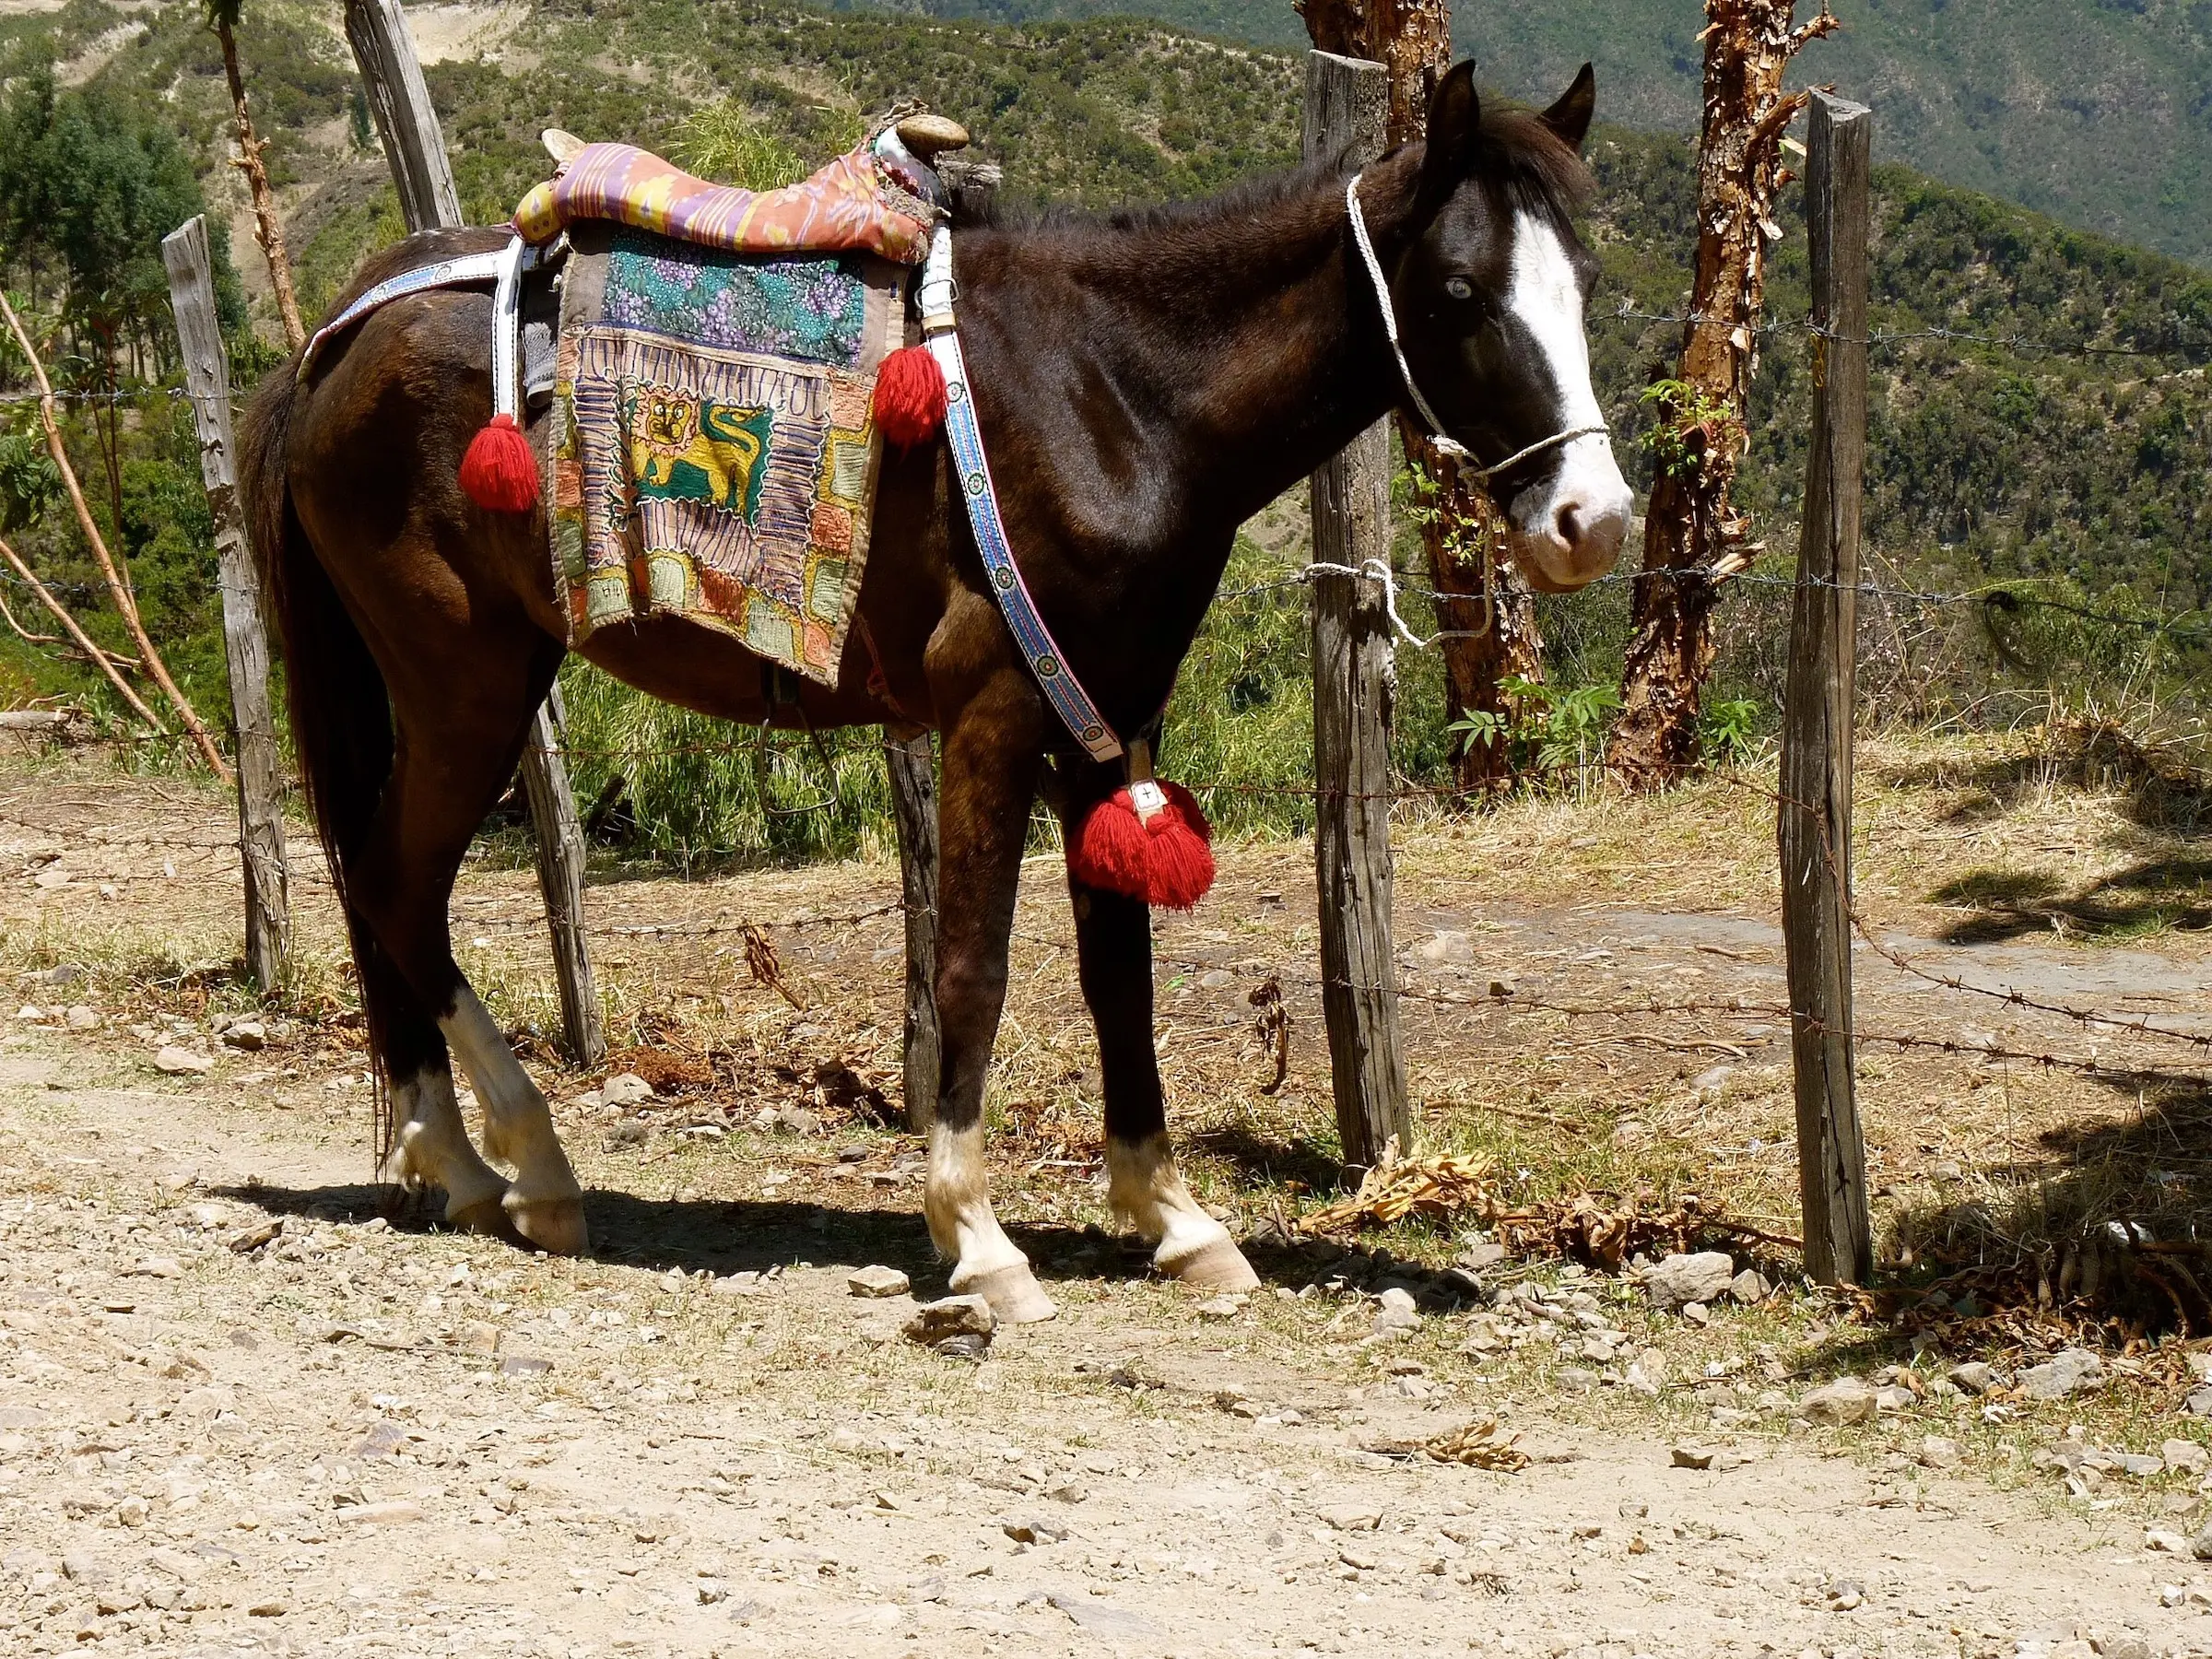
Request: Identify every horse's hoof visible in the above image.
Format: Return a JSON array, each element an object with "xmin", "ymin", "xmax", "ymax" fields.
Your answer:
[
  {"xmin": 1158, "ymin": 1234, "xmax": 1262, "ymax": 1292},
  {"xmin": 954, "ymin": 1261, "xmax": 1058, "ymax": 1324},
  {"xmin": 504, "ymin": 1191, "xmax": 589, "ymax": 1255},
  {"xmin": 444, "ymin": 1191, "xmax": 515, "ymax": 1241}
]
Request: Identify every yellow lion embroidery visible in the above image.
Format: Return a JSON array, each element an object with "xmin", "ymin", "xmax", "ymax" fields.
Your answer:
[{"xmin": 628, "ymin": 390, "xmax": 774, "ymax": 521}]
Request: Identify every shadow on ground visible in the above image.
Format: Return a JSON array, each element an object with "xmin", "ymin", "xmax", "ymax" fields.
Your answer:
[
  {"xmin": 1867, "ymin": 1068, "xmax": 2212, "ymax": 1343},
  {"xmin": 209, "ymin": 1180, "xmax": 1347, "ymax": 1297},
  {"xmin": 1928, "ymin": 856, "xmax": 2212, "ymax": 945}
]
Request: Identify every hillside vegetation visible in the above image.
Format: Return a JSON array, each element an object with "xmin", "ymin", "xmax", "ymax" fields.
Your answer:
[
  {"xmin": 867, "ymin": 0, "xmax": 2212, "ymax": 267},
  {"xmin": 0, "ymin": 0, "xmax": 2206, "ymax": 862}
]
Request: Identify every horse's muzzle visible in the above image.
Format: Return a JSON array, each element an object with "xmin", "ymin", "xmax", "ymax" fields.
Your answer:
[{"xmin": 1507, "ymin": 437, "xmax": 1632, "ymax": 593}]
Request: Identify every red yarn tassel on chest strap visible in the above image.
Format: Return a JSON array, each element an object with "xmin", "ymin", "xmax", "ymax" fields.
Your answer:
[{"xmin": 1067, "ymin": 739, "xmax": 1215, "ymax": 911}]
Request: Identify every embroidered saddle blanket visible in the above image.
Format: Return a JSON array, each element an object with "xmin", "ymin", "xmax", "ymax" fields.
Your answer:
[{"xmin": 529, "ymin": 144, "xmax": 935, "ymax": 683}]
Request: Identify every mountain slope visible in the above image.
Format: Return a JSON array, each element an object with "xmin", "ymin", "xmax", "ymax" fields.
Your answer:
[{"xmin": 856, "ymin": 0, "xmax": 2212, "ymax": 265}]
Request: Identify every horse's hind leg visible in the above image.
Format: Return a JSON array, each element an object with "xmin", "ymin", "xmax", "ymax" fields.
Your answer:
[
  {"xmin": 362, "ymin": 935, "xmax": 511, "ymax": 1237},
  {"xmin": 1067, "ymin": 875, "xmax": 1260, "ymax": 1291},
  {"xmin": 347, "ymin": 643, "xmax": 588, "ymax": 1255}
]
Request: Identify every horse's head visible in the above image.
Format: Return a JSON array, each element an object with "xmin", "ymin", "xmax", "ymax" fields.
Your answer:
[{"xmin": 1378, "ymin": 61, "xmax": 1631, "ymax": 593}]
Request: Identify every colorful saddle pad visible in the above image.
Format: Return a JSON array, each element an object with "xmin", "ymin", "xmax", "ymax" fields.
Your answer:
[
  {"xmin": 516, "ymin": 142, "xmax": 935, "ymax": 265},
  {"xmin": 548, "ymin": 223, "xmax": 909, "ymax": 681}
]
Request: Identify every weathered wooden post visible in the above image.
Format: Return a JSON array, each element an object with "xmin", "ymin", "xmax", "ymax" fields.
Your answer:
[
  {"xmin": 1779, "ymin": 91, "xmax": 1873, "ymax": 1285},
  {"xmin": 522, "ymin": 687, "xmax": 604, "ymax": 1065},
  {"xmin": 343, "ymin": 0, "xmax": 605, "ymax": 1065},
  {"xmin": 344, "ymin": 0, "xmax": 464, "ymax": 232},
  {"xmin": 1305, "ymin": 50, "xmax": 1411, "ymax": 1171},
  {"xmin": 882, "ymin": 725, "xmax": 939, "ymax": 1133},
  {"xmin": 162, "ymin": 213, "xmax": 290, "ymax": 993}
]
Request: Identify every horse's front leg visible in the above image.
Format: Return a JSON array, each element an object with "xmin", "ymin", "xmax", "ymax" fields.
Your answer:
[
  {"xmin": 1068, "ymin": 873, "xmax": 1260, "ymax": 1291},
  {"xmin": 924, "ymin": 677, "xmax": 1057, "ymax": 1323}
]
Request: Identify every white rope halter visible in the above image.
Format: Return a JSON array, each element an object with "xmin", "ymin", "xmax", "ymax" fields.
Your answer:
[{"xmin": 1345, "ymin": 172, "xmax": 1606, "ymax": 481}]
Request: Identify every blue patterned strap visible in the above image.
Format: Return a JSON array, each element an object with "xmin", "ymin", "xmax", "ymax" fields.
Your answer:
[{"xmin": 919, "ymin": 230, "xmax": 1124, "ymax": 764}]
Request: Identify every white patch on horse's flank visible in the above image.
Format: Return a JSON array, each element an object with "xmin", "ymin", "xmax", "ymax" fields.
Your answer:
[
  {"xmin": 437, "ymin": 984, "xmax": 584, "ymax": 1241},
  {"xmin": 1502, "ymin": 211, "xmax": 1631, "ymax": 567}
]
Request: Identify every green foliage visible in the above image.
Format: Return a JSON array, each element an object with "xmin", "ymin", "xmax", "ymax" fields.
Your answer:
[
  {"xmin": 0, "ymin": 67, "xmax": 239, "ymax": 362},
  {"xmin": 1638, "ymin": 378, "xmax": 1742, "ymax": 484},
  {"xmin": 558, "ymin": 662, "xmax": 899, "ymax": 868},
  {"xmin": 1700, "ymin": 697, "xmax": 1765, "ymax": 766},
  {"xmin": 870, "ymin": 0, "xmax": 2212, "ymax": 265},
  {"xmin": 0, "ymin": 428, "xmax": 59, "ymax": 535},
  {"xmin": 677, "ymin": 100, "xmax": 813, "ymax": 189}
]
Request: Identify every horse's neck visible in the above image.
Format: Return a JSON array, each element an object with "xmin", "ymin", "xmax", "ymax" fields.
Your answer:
[{"xmin": 976, "ymin": 157, "xmax": 1417, "ymax": 533}]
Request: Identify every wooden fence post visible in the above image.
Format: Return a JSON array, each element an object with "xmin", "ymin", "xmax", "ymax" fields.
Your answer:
[
  {"xmin": 343, "ymin": 0, "xmax": 605, "ymax": 1065},
  {"xmin": 162, "ymin": 213, "xmax": 290, "ymax": 994},
  {"xmin": 1304, "ymin": 50, "xmax": 1411, "ymax": 1171},
  {"xmin": 1779, "ymin": 91, "xmax": 1874, "ymax": 1286},
  {"xmin": 883, "ymin": 727, "xmax": 939, "ymax": 1132},
  {"xmin": 521, "ymin": 687, "xmax": 606, "ymax": 1065},
  {"xmin": 344, "ymin": 0, "xmax": 465, "ymax": 232}
]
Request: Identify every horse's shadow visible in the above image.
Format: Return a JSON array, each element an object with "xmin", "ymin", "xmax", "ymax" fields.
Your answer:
[{"xmin": 207, "ymin": 1181, "xmax": 1318, "ymax": 1291}]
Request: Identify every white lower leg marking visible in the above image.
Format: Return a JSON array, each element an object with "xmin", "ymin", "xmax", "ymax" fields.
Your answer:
[
  {"xmin": 439, "ymin": 984, "xmax": 585, "ymax": 1246},
  {"xmin": 381, "ymin": 1068, "xmax": 507, "ymax": 1223},
  {"xmin": 1108, "ymin": 1134, "xmax": 1257, "ymax": 1288},
  {"xmin": 926, "ymin": 1120, "xmax": 1054, "ymax": 1321}
]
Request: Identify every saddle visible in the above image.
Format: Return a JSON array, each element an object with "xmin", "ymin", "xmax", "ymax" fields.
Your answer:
[{"xmin": 519, "ymin": 121, "xmax": 960, "ymax": 681}]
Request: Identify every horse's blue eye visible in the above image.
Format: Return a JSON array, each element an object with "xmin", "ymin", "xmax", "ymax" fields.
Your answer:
[{"xmin": 1444, "ymin": 277, "xmax": 1475, "ymax": 301}]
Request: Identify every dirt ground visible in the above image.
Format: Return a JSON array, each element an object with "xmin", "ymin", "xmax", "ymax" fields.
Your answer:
[{"xmin": 4, "ymin": 741, "xmax": 2212, "ymax": 1656}]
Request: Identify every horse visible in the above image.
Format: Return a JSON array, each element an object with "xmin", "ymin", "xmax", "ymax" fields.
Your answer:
[{"xmin": 238, "ymin": 60, "xmax": 1632, "ymax": 1324}]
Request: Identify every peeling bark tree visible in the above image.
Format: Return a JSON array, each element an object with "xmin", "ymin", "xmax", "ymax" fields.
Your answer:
[
  {"xmin": 1298, "ymin": 0, "xmax": 1540, "ymax": 789},
  {"xmin": 1606, "ymin": 1, "xmax": 1837, "ymax": 791},
  {"xmin": 208, "ymin": 0, "xmax": 306, "ymax": 353}
]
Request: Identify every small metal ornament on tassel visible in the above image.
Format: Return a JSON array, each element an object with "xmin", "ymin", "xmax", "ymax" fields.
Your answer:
[{"xmin": 1066, "ymin": 737, "xmax": 1216, "ymax": 910}]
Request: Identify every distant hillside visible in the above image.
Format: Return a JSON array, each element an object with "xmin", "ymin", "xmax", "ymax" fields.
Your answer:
[
  {"xmin": 852, "ymin": 0, "xmax": 2212, "ymax": 266},
  {"xmin": 2, "ymin": 0, "xmax": 2205, "ymax": 616}
]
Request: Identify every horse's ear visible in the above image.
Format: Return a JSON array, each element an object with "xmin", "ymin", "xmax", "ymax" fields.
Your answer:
[
  {"xmin": 1414, "ymin": 60, "xmax": 1481, "ymax": 221},
  {"xmin": 1542, "ymin": 63, "xmax": 1597, "ymax": 153}
]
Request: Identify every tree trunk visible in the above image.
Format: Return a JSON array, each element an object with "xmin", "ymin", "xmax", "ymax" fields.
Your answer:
[
  {"xmin": 218, "ymin": 18, "xmax": 306, "ymax": 354},
  {"xmin": 1416, "ymin": 456, "xmax": 1544, "ymax": 786},
  {"xmin": 1299, "ymin": 0, "xmax": 1536, "ymax": 793},
  {"xmin": 1607, "ymin": 1, "xmax": 1838, "ymax": 791}
]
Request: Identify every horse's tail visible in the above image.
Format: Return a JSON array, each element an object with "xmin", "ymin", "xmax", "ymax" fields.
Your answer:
[{"xmin": 238, "ymin": 365, "xmax": 401, "ymax": 1156}]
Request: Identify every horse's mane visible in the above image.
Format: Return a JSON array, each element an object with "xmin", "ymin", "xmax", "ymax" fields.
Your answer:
[{"xmin": 956, "ymin": 99, "xmax": 1592, "ymax": 237}]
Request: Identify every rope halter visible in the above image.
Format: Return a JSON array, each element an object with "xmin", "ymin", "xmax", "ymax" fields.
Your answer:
[{"xmin": 1345, "ymin": 172, "xmax": 1606, "ymax": 482}]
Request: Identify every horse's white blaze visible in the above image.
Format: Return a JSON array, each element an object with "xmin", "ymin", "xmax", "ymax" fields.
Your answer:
[
  {"xmin": 1108, "ymin": 1134, "xmax": 1259, "ymax": 1289},
  {"xmin": 1504, "ymin": 211, "xmax": 1632, "ymax": 581},
  {"xmin": 438, "ymin": 983, "xmax": 586, "ymax": 1246},
  {"xmin": 926, "ymin": 1119, "xmax": 1057, "ymax": 1323},
  {"xmin": 381, "ymin": 1066, "xmax": 508, "ymax": 1224}
]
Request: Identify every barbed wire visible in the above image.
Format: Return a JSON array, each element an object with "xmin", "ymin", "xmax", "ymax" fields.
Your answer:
[{"xmin": 1598, "ymin": 302, "xmax": 2212, "ymax": 365}]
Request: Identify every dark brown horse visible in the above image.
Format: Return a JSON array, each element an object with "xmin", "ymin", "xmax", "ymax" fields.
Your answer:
[{"xmin": 240, "ymin": 62, "xmax": 1630, "ymax": 1323}]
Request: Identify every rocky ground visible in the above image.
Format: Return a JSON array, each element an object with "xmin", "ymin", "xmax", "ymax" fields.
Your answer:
[{"xmin": 3, "ymin": 753, "xmax": 2212, "ymax": 1654}]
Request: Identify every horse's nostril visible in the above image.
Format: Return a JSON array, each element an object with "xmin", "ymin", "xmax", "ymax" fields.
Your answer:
[{"xmin": 1554, "ymin": 502, "xmax": 1584, "ymax": 547}]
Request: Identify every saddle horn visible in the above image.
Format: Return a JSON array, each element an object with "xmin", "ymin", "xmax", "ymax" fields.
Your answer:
[{"xmin": 894, "ymin": 112, "xmax": 970, "ymax": 159}]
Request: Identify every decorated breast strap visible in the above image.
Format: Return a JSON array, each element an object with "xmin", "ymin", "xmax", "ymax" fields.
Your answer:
[{"xmin": 917, "ymin": 228, "xmax": 1123, "ymax": 766}]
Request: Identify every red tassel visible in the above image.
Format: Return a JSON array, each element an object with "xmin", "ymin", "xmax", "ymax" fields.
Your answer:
[
  {"xmin": 1068, "ymin": 780, "xmax": 1215, "ymax": 911},
  {"xmin": 873, "ymin": 344, "xmax": 947, "ymax": 449},
  {"xmin": 459, "ymin": 413, "xmax": 540, "ymax": 513}
]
